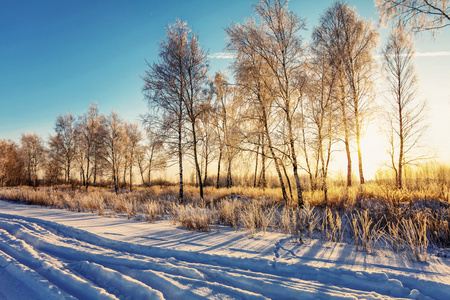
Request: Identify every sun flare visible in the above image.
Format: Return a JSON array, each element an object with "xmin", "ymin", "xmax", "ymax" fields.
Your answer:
[{"xmin": 360, "ymin": 126, "xmax": 386, "ymax": 179}]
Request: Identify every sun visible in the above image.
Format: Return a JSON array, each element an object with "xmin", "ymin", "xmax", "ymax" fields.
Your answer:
[{"xmin": 359, "ymin": 126, "xmax": 386, "ymax": 179}]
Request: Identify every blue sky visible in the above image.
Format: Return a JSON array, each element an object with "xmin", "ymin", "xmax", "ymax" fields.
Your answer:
[
  {"xmin": 0, "ymin": 0, "xmax": 375, "ymax": 138},
  {"xmin": 0, "ymin": 0, "xmax": 254, "ymax": 138},
  {"xmin": 1, "ymin": 0, "xmax": 449, "ymax": 175}
]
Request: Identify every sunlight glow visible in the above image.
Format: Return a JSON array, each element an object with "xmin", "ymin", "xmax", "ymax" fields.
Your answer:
[{"xmin": 360, "ymin": 126, "xmax": 386, "ymax": 179}]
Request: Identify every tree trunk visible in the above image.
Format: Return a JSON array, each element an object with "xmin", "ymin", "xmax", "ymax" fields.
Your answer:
[
  {"xmin": 81, "ymin": 169, "xmax": 85, "ymax": 188},
  {"xmin": 192, "ymin": 122, "xmax": 203, "ymax": 200},
  {"xmin": 267, "ymin": 140, "xmax": 289, "ymax": 204},
  {"xmin": 178, "ymin": 127, "xmax": 183, "ymax": 204},
  {"xmin": 204, "ymin": 151, "xmax": 208, "ymax": 185},
  {"xmin": 323, "ymin": 131, "xmax": 333, "ymax": 203},
  {"xmin": 129, "ymin": 159, "xmax": 133, "ymax": 192},
  {"xmin": 398, "ymin": 153, "xmax": 403, "ymax": 189},
  {"xmin": 341, "ymin": 97, "xmax": 352, "ymax": 187},
  {"xmin": 281, "ymin": 160, "xmax": 293, "ymax": 200},
  {"xmin": 260, "ymin": 137, "xmax": 266, "ymax": 188},
  {"xmin": 398, "ymin": 102, "xmax": 404, "ymax": 190},
  {"xmin": 253, "ymin": 142, "xmax": 259, "ymax": 188},
  {"xmin": 216, "ymin": 148, "xmax": 222, "ymax": 188},
  {"xmin": 345, "ymin": 136, "xmax": 352, "ymax": 187},
  {"xmin": 287, "ymin": 116, "xmax": 303, "ymax": 208},
  {"xmin": 356, "ymin": 133, "xmax": 364, "ymax": 185},
  {"xmin": 66, "ymin": 161, "xmax": 70, "ymax": 184},
  {"xmin": 113, "ymin": 167, "xmax": 118, "ymax": 194},
  {"xmin": 85, "ymin": 157, "xmax": 90, "ymax": 191},
  {"xmin": 262, "ymin": 108, "xmax": 289, "ymax": 204},
  {"xmin": 139, "ymin": 164, "xmax": 146, "ymax": 186},
  {"xmin": 356, "ymin": 119, "xmax": 365, "ymax": 185},
  {"xmin": 122, "ymin": 162, "xmax": 127, "ymax": 189},
  {"xmin": 27, "ymin": 160, "xmax": 32, "ymax": 186},
  {"xmin": 93, "ymin": 156, "xmax": 97, "ymax": 186},
  {"xmin": 226, "ymin": 158, "xmax": 233, "ymax": 188}
]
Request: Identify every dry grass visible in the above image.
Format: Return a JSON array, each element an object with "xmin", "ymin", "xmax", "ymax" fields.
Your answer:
[
  {"xmin": 175, "ymin": 204, "xmax": 212, "ymax": 232},
  {"xmin": 0, "ymin": 176, "xmax": 449, "ymax": 261},
  {"xmin": 350, "ymin": 210, "xmax": 385, "ymax": 253},
  {"xmin": 215, "ymin": 199, "xmax": 241, "ymax": 229}
]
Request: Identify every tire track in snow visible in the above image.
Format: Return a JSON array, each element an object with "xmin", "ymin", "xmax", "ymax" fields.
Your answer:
[
  {"xmin": 0, "ymin": 249, "xmax": 75, "ymax": 300},
  {"xmin": 0, "ymin": 228, "xmax": 118, "ymax": 299},
  {"xmin": 0, "ymin": 212, "xmax": 448, "ymax": 299},
  {"xmin": 0, "ymin": 220, "xmax": 266, "ymax": 300},
  {"xmin": 71, "ymin": 261, "xmax": 164, "ymax": 299}
]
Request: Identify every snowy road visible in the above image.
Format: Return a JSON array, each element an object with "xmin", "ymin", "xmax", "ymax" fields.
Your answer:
[{"xmin": 0, "ymin": 200, "xmax": 449, "ymax": 299}]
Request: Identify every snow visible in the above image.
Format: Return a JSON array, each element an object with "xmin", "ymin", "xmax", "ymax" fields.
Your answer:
[{"xmin": 0, "ymin": 199, "xmax": 449, "ymax": 299}]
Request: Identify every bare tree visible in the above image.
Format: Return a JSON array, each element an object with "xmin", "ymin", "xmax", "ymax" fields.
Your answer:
[
  {"xmin": 21, "ymin": 132, "xmax": 44, "ymax": 188},
  {"xmin": 375, "ymin": 0, "xmax": 450, "ymax": 33},
  {"xmin": 75, "ymin": 103, "xmax": 104, "ymax": 190},
  {"xmin": 121, "ymin": 126, "xmax": 130, "ymax": 189},
  {"xmin": 382, "ymin": 24, "xmax": 429, "ymax": 189},
  {"xmin": 104, "ymin": 111, "xmax": 125, "ymax": 194},
  {"xmin": 303, "ymin": 39, "xmax": 341, "ymax": 200},
  {"xmin": 313, "ymin": 2, "xmax": 355, "ymax": 187},
  {"xmin": 223, "ymin": 89, "xmax": 243, "ymax": 188},
  {"xmin": 181, "ymin": 27, "xmax": 210, "ymax": 200},
  {"xmin": 226, "ymin": 0, "xmax": 307, "ymax": 207},
  {"xmin": 143, "ymin": 19, "xmax": 189, "ymax": 203},
  {"xmin": 212, "ymin": 71, "xmax": 229, "ymax": 188},
  {"xmin": 211, "ymin": 73, "xmax": 244, "ymax": 189},
  {"xmin": 136, "ymin": 130, "xmax": 167, "ymax": 186},
  {"xmin": 44, "ymin": 150, "xmax": 61, "ymax": 186},
  {"xmin": 49, "ymin": 113, "xmax": 76, "ymax": 183},
  {"xmin": 124, "ymin": 122, "xmax": 142, "ymax": 191},
  {"xmin": 314, "ymin": 1, "xmax": 378, "ymax": 186},
  {"xmin": 0, "ymin": 139, "xmax": 24, "ymax": 187},
  {"xmin": 228, "ymin": 40, "xmax": 290, "ymax": 201},
  {"xmin": 135, "ymin": 143, "xmax": 148, "ymax": 185},
  {"xmin": 92, "ymin": 115, "xmax": 108, "ymax": 186},
  {"xmin": 198, "ymin": 101, "xmax": 215, "ymax": 186}
]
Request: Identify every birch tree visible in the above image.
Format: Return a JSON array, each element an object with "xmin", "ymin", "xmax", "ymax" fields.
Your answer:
[
  {"xmin": 124, "ymin": 122, "xmax": 142, "ymax": 191},
  {"xmin": 104, "ymin": 111, "xmax": 125, "ymax": 194},
  {"xmin": 382, "ymin": 24, "xmax": 428, "ymax": 189},
  {"xmin": 376, "ymin": 0, "xmax": 450, "ymax": 33},
  {"xmin": 198, "ymin": 101, "xmax": 215, "ymax": 185},
  {"xmin": 136, "ymin": 130, "xmax": 167, "ymax": 186},
  {"xmin": 49, "ymin": 113, "xmax": 76, "ymax": 183},
  {"xmin": 212, "ymin": 71, "xmax": 229, "ymax": 188},
  {"xmin": 228, "ymin": 41, "xmax": 290, "ymax": 202},
  {"xmin": 303, "ymin": 38, "xmax": 341, "ymax": 200},
  {"xmin": 143, "ymin": 19, "xmax": 188, "ymax": 203},
  {"xmin": 181, "ymin": 28, "xmax": 210, "ymax": 199},
  {"xmin": 143, "ymin": 19, "xmax": 210, "ymax": 201},
  {"xmin": 21, "ymin": 132, "xmax": 44, "ymax": 188},
  {"xmin": 314, "ymin": 1, "xmax": 378, "ymax": 186},
  {"xmin": 76, "ymin": 103, "xmax": 104, "ymax": 190},
  {"xmin": 226, "ymin": 0, "xmax": 307, "ymax": 207}
]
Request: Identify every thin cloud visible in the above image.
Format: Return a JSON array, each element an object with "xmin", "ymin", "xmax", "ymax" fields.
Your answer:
[
  {"xmin": 415, "ymin": 51, "xmax": 450, "ymax": 57},
  {"xmin": 208, "ymin": 52, "xmax": 235, "ymax": 59},
  {"xmin": 209, "ymin": 51, "xmax": 449, "ymax": 59},
  {"xmin": 375, "ymin": 51, "xmax": 450, "ymax": 59}
]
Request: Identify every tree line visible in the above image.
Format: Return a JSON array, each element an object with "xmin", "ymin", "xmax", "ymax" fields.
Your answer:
[
  {"xmin": 2, "ymin": 0, "xmax": 444, "ymax": 204},
  {"xmin": 0, "ymin": 104, "xmax": 167, "ymax": 193}
]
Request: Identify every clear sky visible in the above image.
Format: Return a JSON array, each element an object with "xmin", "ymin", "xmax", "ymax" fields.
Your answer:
[{"xmin": 1, "ymin": 0, "xmax": 449, "ymax": 178}]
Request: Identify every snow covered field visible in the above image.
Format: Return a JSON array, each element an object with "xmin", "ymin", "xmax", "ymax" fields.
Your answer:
[{"xmin": 0, "ymin": 200, "xmax": 449, "ymax": 299}]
